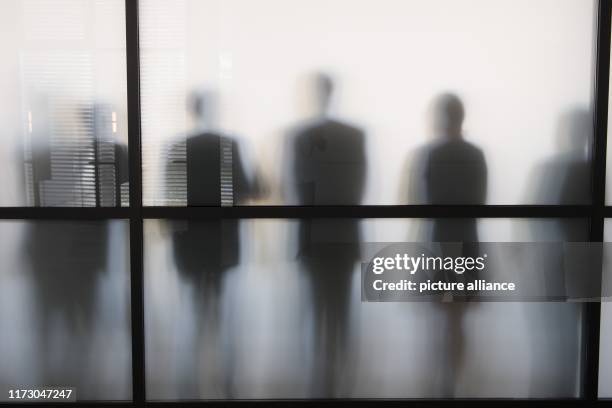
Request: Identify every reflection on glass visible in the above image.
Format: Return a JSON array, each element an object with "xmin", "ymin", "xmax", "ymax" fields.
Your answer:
[
  {"xmin": 0, "ymin": 220, "xmax": 131, "ymax": 400},
  {"xmin": 139, "ymin": 0, "xmax": 595, "ymax": 206},
  {"xmin": 145, "ymin": 218, "xmax": 586, "ymax": 399},
  {"xmin": 0, "ymin": 0, "xmax": 128, "ymax": 207}
]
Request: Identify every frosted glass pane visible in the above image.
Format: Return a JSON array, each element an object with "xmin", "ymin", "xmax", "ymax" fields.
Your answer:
[
  {"xmin": 145, "ymin": 218, "xmax": 586, "ymax": 399},
  {"xmin": 599, "ymin": 220, "xmax": 612, "ymax": 397},
  {"xmin": 139, "ymin": 0, "xmax": 595, "ymax": 206},
  {"xmin": 0, "ymin": 0, "xmax": 129, "ymax": 207},
  {"xmin": 0, "ymin": 220, "xmax": 131, "ymax": 400}
]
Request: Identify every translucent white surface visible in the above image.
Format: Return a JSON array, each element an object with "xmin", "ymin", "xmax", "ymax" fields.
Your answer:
[
  {"xmin": 599, "ymin": 220, "xmax": 612, "ymax": 397},
  {"xmin": 0, "ymin": 220, "xmax": 131, "ymax": 400},
  {"xmin": 139, "ymin": 0, "xmax": 596, "ymax": 206},
  {"xmin": 0, "ymin": 0, "xmax": 128, "ymax": 206},
  {"xmin": 145, "ymin": 218, "xmax": 585, "ymax": 399}
]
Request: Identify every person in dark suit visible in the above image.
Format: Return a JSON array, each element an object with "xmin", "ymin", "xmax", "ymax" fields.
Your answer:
[
  {"xmin": 523, "ymin": 108, "xmax": 591, "ymax": 397},
  {"xmin": 25, "ymin": 221, "xmax": 110, "ymax": 342},
  {"xmin": 409, "ymin": 93, "xmax": 487, "ymax": 396},
  {"xmin": 23, "ymin": 102, "xmax": 128, "ymax": 385},
  {"xmin": 167, "ymin": 89, "xmax": 257, "ymax": 396},
  {"xmin": 288, "ymin": 73, "xmax": 367, "ymax": 397},
  {"xmin": 528, "ymin": 108, "xmax": 591, "ymax": 207},
  {"xmin": 425, "ymin": 94, "xmax": 487, "ymax": 239}
]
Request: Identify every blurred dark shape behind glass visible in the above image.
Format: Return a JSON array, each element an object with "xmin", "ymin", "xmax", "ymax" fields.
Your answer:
[
  {"xmin": 25, "ymin": 221, "xmax": 109, "ymax": 351},
  {"xmin": 165, "ymin": 89, "xmax": 259, "ymax": 397},
  {"xmin": 6, "ymin": 219, "xmax": 132, "ymax": 400},
  {"xmin": 527, "ymin": 108, "xmax": 592, "ymax": 205},
  {"xmin": 1, "ymin": 0, "xmax": 128, "ymax": 206},
  {"xmin": 138, "ymin": 0, "xmax": 595, "ymax": 206},
  {"xmin": 288, "ymin": 72, "xmax": 366, "ymax": 396},
  {"xmin": 24, "ymin": 101, "xmax": 128, "ymax": 207},
  {"xmin": 408, "ymin": 93, "xmax": 487, "ymax": 397},
  {"xmin": 522, "ymin": 107, "xmax": 593, "ymax": 397}
]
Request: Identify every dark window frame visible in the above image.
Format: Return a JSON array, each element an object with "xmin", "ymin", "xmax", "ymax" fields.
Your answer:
[{"xmin": 0, "ymin": 0, "xmax": 611, "ymax": 406}]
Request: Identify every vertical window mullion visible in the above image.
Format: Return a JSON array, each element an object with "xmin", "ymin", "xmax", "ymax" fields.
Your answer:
[
  {"xmin": 585, "ymin": 0, "xmax": 611, "ymax": 400},
  {"xmin": 126, "ymin": 0, "xmax": 145, "ymax": 405}
]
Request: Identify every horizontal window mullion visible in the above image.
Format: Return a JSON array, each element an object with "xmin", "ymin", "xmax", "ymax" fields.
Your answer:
[
  {"xmin": 0, "ymin": 205, "xmax": 601, "ymax": 220},
  {"xmin": 0, "ymin": 207, "xmax": 131, "ymax": 219},
  {"xmin": 142, "ymin": 205, "xmax": 593, "ymax": 219}
]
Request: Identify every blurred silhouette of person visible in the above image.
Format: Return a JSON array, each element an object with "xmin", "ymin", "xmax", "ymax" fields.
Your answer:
[
  {"xmin": 26, "ymin": 102, "xmax": 128, "ymax": 207},
  {"xmin": 23, "ymin": 102, "xmax": 128, "ymax": 385},
  {"xmin": 287, "ymin": 72, "xmax": 366, "ymax": 397},
  {"xmin": 25, "ymin": 221, "xmax": 111, "ymax": 384},
  {"xmin": 523, "ymin": 108, "xmax": 592, "ymax": 397},
  {"xmin": 528, "ymin": 108, "xmax": 591, "ymax": 207},
  {"xmin": 408, "ymin": 93, "xmax": 487, "ymax": 397},
  {"xmin": 166, "ymin": 89, "xmax": 258, "ymax": 397}
]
